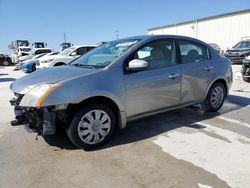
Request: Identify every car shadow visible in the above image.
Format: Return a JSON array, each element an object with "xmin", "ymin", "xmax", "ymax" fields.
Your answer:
[
  {"xmin": 43, "ymin": 133, "xmax": 78, "ymax": 150},
  {"xmin": 0, "ymin": 78, "xmax": 16, "ymax": 82},
  {"xmin": 0, "ymin": 73, "xmax": 9, "ymax": 76},
  {"xmin": 43, "ymin": 94, "xmax": 250, "ymax": 151}
]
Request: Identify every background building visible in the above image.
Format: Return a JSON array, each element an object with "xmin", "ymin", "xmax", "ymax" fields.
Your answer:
[{"xmin": 148, "ymin": 9, "xmax": 250, "ymax": 52}]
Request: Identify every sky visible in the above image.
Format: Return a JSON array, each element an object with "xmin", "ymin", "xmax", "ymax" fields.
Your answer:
[{"xmin": 0, "ymin": 0, "xmax": 250, "ymax": 54}]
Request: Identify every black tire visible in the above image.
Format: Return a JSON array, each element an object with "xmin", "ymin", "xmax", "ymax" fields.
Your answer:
[
  {"xmin": 66, "ymin": 104, "xmax": 116, "ymax": 150},
  {"xmin": 32, "ymin": 64, "xmax": 36, "ymax": 72},
  {"xmin": 243, "ymin": 76, "xmax": 250, "ymax": 82},
  {"xmin": 203, "ymin": 82, "xmax": 226, "ymax": 112}
]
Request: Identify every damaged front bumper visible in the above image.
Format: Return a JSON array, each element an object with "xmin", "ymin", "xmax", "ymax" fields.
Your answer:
[{"xmin": 10, "ymin": 93, "xmax": 57, "ymax": 135}]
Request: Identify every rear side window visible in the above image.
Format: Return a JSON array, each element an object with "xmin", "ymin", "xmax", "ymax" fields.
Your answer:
[{"xmin": 179, "ymin": 40, "xmax": 209, "ymax": 63}]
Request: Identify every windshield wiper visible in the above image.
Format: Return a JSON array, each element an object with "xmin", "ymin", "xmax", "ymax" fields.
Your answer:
[{"xmin": 72, "ymin": 63, "xmax": 96, "ymax": 69}]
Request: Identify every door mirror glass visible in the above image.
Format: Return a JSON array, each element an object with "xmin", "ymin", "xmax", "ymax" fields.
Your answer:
[
  {"xmin": 71, "ymin": 51, "xmax": 77, "ymax": 56},
  {"xmin": 128, "ymin": 59, "xmax": 148, "ymax": 71}
]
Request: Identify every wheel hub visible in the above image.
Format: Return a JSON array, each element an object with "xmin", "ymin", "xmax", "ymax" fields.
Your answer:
[
  {"xmin": 77, "ymin": 109, "xmax": 111, "ymax": 145},
  {"xmin": 92, "ymin": 121, "xmax": 100, "ymax": 131}
]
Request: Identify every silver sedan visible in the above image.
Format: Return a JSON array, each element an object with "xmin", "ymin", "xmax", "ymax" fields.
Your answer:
[{"xmin": 10, "ymin": 35, "xmax": 233, "ymax": 149}]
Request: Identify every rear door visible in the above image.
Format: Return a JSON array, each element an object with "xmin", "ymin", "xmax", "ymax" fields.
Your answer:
[{"xmin": 177, "ymin": 40, "xmax": 214, "ymax": 104}]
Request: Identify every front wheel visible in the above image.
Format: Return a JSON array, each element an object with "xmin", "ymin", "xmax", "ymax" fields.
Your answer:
[
  {"xmin": 203, "ymin": 82, "xmax": 226, "ymax": 112},
  {"xmin": 66, "ymin": 104, "xmax": 116, "ymax": 149},
  {"xmin": 32, "ymin": 64, "xmax": 36, "ymax": 72}
]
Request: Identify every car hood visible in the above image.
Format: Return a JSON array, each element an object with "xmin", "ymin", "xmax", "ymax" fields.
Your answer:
[
  {"xmin": 40, "ymin": 54, "xmax": 70, "ymax": 61},
  {"xmin": 19, "ymin": 55, "xmax": 32, "ymax": 61},
  {"xmin": 226, "ymin": 48, "xmax": 250, "ymax": 53},
  {"xmin": 22, "ymin": 60, "xmax": 37, "ymax": 66},
  {"xmin": 11, "ymin": 65, "xmax": 98, "ymax": 94}
]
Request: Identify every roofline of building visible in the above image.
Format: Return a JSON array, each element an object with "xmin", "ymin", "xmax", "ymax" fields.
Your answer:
[{"xmin": 148, "ymin": 9, "xmax": 250, "ymax": 31}]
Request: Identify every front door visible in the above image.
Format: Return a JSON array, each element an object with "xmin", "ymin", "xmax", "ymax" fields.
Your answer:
[{"xmin": 124, "ymin": 39, "xmax": 182, "ymax": 118}]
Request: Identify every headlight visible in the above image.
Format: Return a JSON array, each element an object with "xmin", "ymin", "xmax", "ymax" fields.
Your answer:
[
  {"xmin": 20, "ymin": 83, "xmax": 60, "ymax": 107},
  {"xmin": 243, "ymin": 58, "xmax": 250, "ymax": 64},
  {"xmin": 42, "ymin": 59, "xmax": 54, "ymax": 63}
]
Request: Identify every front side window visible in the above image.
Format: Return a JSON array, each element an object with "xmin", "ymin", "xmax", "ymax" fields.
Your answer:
[
  {"xmin": 71, "ymin": 39, "xmax": 140, "ymax": 68},
  {"xmin": 179, "ymin": 40, "xmax": 209, "ymax": 63},
  {"xmin": 87, "ymin": 47, "xmax": 96, "ymax": 52},
  {"xmin": 34, "ymin": 50, "xmax": 42, "ymax": 55},
  {"xmin": 130, "ymin": 39, "xmax": 176, "ymax": 70},
  {"xmin": 59, "ymin": 47, "xmax": 77, "ymax": 55},
  {"xmin": 76, "ymin": 47, "xmax": 87, "ymax": 55}
]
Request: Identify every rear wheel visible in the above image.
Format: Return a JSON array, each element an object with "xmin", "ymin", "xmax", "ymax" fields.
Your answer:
[
  {"xmin": 66, "ymin": 104, "xmax": 116, "ymax": 149},
  {"xmin": 203, "ymin": 82, "xmax": 226, "ymax": 112}
]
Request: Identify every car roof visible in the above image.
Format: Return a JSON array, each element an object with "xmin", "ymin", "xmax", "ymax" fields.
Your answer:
[{"xmin": 114, "ymin": 35, "xmax": 210, "ymax": 46}]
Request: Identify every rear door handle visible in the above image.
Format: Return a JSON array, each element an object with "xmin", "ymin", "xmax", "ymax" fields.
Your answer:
[
  {"xmin": 204, "ymin": 66, "xmax": 213, "ymax": 71},
  {"xmin": 168, "ymin": 73, "xmax": 180, "ymax": 79}
]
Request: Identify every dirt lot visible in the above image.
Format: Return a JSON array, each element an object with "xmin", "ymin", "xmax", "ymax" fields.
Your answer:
[{"xmin": 0, "ymin": 65, "xmax": 250, "ymax": 188}]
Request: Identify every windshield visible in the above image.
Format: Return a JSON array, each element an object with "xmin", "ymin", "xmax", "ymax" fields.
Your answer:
[
  {"xmin": 59, "ymin": 47, "xmax": 76, "ymax": 55},
  {"xmin": 71, "ymin": 39, "xmax": 140, "ymax": 68},
  {"xmin": 20, "ymin": 48, "xmax": 31, "ymax": 52},
  {"xmin": 233, "ymin": 41, "xmax": 250, "ymax": 49}
]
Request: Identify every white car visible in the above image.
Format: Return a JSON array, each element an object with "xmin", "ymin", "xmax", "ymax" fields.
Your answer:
[
  {"xmin": 18, "ymin": 48, "xmax": 52, "ymax": 62},
  {"xmin": 36, "ymin": 45, "xmax": 96, "ymax": 69}
]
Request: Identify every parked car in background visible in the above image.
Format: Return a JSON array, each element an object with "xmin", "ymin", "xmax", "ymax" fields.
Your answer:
[
  {"xmin": 208, "ymin": 43, "xmax": 221, "ymax": 54},
  {"xmin": 10, "ymin": 40, "xmax": 31, "ymax": 63},
  {"xmin": 242, "ymin": 55, "xmax": 250, "ymax": 82},
  {"xmin": 10, "ymin": 35, "xmax": 232, "ymax": 149},
  {"xmin": 0, "ymin": 54, "xmax": 13, "ymax": 66},
  {"xmin": 18, "ymin": 48, "xmax": 52, "ymax": 62},
  {"xmin": 36, "ymin": 45, "xmax": 96, "ymax": 69},
  {"xmin": 15, "ymin": 53, "xmax": 48, "ymax": 71},
  {"xmin": 21, "ymin": 52, "xmax": 59, "ymax": 73},
  {"xmin": 224, "ymin": 39, "xmax": 250, "ymax": 64}
]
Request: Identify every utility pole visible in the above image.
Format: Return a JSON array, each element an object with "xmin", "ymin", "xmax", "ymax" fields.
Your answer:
[
  {"xmin": 64, "ymin": 32, "xmax": 67, "ymax": 43},
  {"xmin": 115, "ymin": 30, "xmax": 119, "ymax": 40}
]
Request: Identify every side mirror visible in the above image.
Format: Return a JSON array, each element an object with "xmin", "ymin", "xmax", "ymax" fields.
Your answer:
[
  {"xmin": 128, "ymin": 59, "xmax": 148, "ymax": 71},
  {"xmin": 71, "ymin": 52, "xmax": 77, "ymax": 56}
]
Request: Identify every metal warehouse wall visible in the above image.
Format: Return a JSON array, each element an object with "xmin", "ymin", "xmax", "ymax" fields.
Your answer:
[{"xmin": 148, "ymin": 11, "xmax": 250, "ymax": 52}]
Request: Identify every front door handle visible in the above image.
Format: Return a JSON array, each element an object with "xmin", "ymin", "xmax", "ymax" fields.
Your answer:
[
  {"xmin": 204, "ymin": 66, "xmax": 213, "ymax": 71},
  {"xmin": 168, "ymin": 73, "xmax": 180, "ymax": 79}
]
